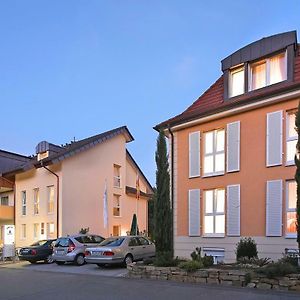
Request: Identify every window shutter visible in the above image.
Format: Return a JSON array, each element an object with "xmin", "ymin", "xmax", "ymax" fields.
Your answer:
[
  {"xmin": 227, "ymin": 184, "xmax": 240, "ymax": 236},
  {"xmin": 266, "ymin": 180, "xmax": 282, "ymax": 236},
  {"xmin": 227, "ymin": 121, "xmax": 240, "ymax": 172},
  {"xmin": 189, "ymin": 132, "xmax": 200, "ymax": 177},
  {"xmin": 266, "ymin": 111, "xmax": 282, "ymax": 166},
  {"xmin": 189, "ymin": 189, "xmax": 200, "ymax": 236}
]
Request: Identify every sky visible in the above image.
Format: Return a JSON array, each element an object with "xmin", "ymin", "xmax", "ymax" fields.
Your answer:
[{"xmin": 1, "ymin": 1, "xmax": 300, "ymax": 185}]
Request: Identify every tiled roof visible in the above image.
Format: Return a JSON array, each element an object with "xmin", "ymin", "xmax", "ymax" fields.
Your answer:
[
  {"xmin": 156, "ymin": 46, "xmax": 300, "ymax": 130},
  {"xmin": 0, "ymin": 150, "xmax": 31, "ymax": 175}
]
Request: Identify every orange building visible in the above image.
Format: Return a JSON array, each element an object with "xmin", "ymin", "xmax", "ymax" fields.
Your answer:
[{"xmin": 156, "ymin": 31, "xmax": 300, "ymax": 262}]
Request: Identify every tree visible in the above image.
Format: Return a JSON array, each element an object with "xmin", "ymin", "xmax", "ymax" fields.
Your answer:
[
  {"xmin": 148, "ymin": 188, "xmax": 156, "ymax": 240},
  {"xmin": 130, "ymin": 214, "xmax": 139, "ymax": 235},
  {"xmin": 154, "ymin": 130, "xmax": 172, "ymax": 256},
  {"xmin": 294, "ymin": 102, "xmax": 300, "ymax": 252},
  {"xmin": 79, "ymin": 227, "xmax": 89, "ymax": 234}
]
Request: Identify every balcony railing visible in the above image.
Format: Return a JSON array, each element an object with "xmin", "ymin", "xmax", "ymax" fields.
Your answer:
[{"xmin": 0, "ymin": 205, "xmax": 14, "ymax": 221}]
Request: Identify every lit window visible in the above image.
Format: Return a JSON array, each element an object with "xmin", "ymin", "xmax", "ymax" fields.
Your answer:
[
  {"xmin": 204, "ymin": 189, "xmax": 225, "ymax": 236},
  {"xmin": 113, "ymin": 194, "xmax": 121, "ymax": 217},
  {"xmin": 1, "ymin": 196, "xmax": 9, "ymax": 206},
  {"xmin": 21, "ymin": 191, "xmax": 26, "ymax": 216},
  {"xmin": 33, "ymin": 223, "xmax": 39, "ymax": 239},
  {"xmin": 204, "ymin": 129, "xmax": 225, "ymax": 176},
  {"xmin": 286, "ymin": 111, "xmax": 297, "ymax": 165},
  {"xmin": 47, "ymin": 223, "xmax": 55, "ymax": 238},
  {"xmin": 249, "ymin": 52, "xmax": 287, "ymax": 91},
  {"xmin": 229, "ymin": 66, "xmax": 244, "ymax": 98},
  {"xmin": 33, "ymin": 188, "xmax": 40, "ymax": 215},
  {"xmin": 113, "ymin": 164, "xmax": 121, "ymax": 188},
  {"xmin": 47, "ymin": 186, "xmax": 55, "ymax": 213},
  {"xmin": 286, "ymin": 181, "xmax": 297, "ymax": 237},
  {"xmin": 21, "ymin": 224, "xmax": 26, "ymax": 239}
]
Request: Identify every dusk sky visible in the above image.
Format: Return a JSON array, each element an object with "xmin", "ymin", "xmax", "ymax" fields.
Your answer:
[{"xmin": 1, "ymin": 1, "xmax": 300, "ymax": 185}]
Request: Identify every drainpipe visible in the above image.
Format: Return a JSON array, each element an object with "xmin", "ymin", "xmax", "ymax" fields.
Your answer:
[
  {"xmin": 41, "ymin": 163, "xmax": 60, "ymax": 239},
  {"xmin": 168, "ymin": 125, "xmax": 174, "ymax": 257}
]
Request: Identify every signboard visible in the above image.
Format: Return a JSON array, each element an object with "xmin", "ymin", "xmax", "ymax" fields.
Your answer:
[{"xmin": 3, "ymin": 225, "xmax": 15, "ymax": 245}]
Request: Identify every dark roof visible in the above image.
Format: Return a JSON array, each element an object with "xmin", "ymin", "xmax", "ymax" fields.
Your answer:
[
  {"xmin": 3, "ymin": 126, "xmax": 134, "ymax": 175},
  {"xmin": 156, "ymin": 38, "xmax": 300, "ymax": 130},
  {"xmin": 0, "ymin": 150, "xmax": 31, "ymax": 175}
]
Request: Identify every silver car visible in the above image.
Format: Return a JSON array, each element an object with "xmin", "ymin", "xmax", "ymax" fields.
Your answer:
[
  {"xmin": 52, "ymin": 234, "xmax": 105, "ymax": 266},
  {"xmin": 85, "ymin": 236, "xmax": 155, "ymax": 267}
]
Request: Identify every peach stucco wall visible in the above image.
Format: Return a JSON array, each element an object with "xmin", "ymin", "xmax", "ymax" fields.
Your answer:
[{"xmin": 175, "ymin": 98, "xmax": 299, "ymax": 240}]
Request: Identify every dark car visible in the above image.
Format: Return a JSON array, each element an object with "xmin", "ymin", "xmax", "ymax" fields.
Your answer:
[{"xmin": 19, "ymin": 239, "xmax": 56, "ymax": 264}]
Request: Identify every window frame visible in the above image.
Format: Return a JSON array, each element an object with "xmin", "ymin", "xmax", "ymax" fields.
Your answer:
[
  {"xmin": 286, "ymin": 110, "xmax": 297, "ymax": 166},
  {"xmin": 204, "ymin": 188, "xmax": 225, "ymax": 237},
  {"xmin": 203, "ymin": 129, "xmax": 225, "ymax": 177},
  {"xmin": 285, "ymin": 180, "xmax": 297, "ymax": 238},
  {"xmin": 229, "ymin": 65, "xmax": 245, "ymax": 98},
  {"xmin": 47, "ymin": 222, "xmax": 55, "ymax": 238},
  {"xmin": 33, "ymin": 223, "xmax": 39, "ymax": 240},
  {"xmin": 113, "ymin": 194, "xmax": 121, "ymax": 217},
  {"xmin": 47, "ymin": 185, "xmax": 55, "ymax": 214},
  {"xmin": 21, "ymin": 191, "xmax": 26, "ymax": 216},
  {"xmin": 21, "ymin": 224, "xmax": 26, "ymax": 239},
  {"xmin": 33, "ymin": 188, "xmax": 40, "ymax": 215},
  {"xmin": 0, "ymin": 196, "xmax": 9, "ymax": 206},
  {"xmin": 113, "ymin": 164, "xmax": 121, "ymax": 188}
]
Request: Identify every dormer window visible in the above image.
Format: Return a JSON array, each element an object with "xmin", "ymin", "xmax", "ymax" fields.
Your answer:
[
  {"xmin": 249, "ymin": 52, "xmax": 287, "ymax": 91},
  {"xmin": 229, "ymin": 66, "xmax": 244, "ymax": 98}
]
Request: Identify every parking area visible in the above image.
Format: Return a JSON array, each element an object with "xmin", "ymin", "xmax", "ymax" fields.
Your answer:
[{"xmin": 0, "ymin": 260, "xmax": 128, "ymax": 277}]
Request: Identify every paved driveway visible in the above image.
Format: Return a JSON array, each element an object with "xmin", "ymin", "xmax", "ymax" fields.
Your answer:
[{"xmin": 0, "ymin": 260, "xmax": 128, "ymax": 277}]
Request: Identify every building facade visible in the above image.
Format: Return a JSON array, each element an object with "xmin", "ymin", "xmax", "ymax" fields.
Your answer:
[
  {"xmin": 2, "ymin": 126, "xmax": 152, "ymax": 247},
  {"xmin": 156, "ymin": 31, "xmax": 300, "ymax": 262}
]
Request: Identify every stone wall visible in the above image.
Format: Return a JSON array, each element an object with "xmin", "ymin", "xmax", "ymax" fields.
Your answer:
[{"xmin": 127, "ymin": 264, "xmax": 300, "ymax": 292}]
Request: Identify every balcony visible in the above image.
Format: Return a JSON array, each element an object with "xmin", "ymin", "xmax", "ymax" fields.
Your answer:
[{"xmin": 0, "ymin": 206, "xmax": 14, "ymax": 223}]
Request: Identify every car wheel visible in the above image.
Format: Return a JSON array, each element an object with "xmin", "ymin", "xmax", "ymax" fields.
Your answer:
[
  {"xmin": 75, "ymin": 254, "xmax": 85, "ymax": 266},
  {"xmin": 55, "ymin": 261, "xmax": 65, "ymax": 265},
  {"xmin": 97, "ymin": 263, "xmax": 106, "ymax": 268},
  {"xmin": 45, "ymin": 255, "xmax": 54, "ymax": 264},
  {"xmin": 124, "ymin": 254, "xmax": 133, "ymax": 266}
]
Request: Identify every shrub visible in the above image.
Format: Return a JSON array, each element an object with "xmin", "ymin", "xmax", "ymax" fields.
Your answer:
[
  {"xmin": 179, "ymin": 260, "xmax": 203, "ymax": 272},
  {"xmin": 202, "ymin": 255, "xmax": 214, "ymax": 268},
  {"xmin": 236, "ymin": 237, "xmax": 258, "ymax": 260},
  {"xmin": 191, "ymin": 247, "xmax": 201, "ymax": 261},
  {"xmin": 190, "ymin": 247, "xmax": 214, "ymax": 268},
  {"xmin": 238, "ymin": 257, "xmax": 271, "ymax": 267},
  {"xmin": 79, "ymin": 227, "xmax": 89, "ymax": 234},
  {"xmin": 257, "ymin": 262, "xmax": 297, "ymax": 278},
  {"xmin": 154, "ymin": 251, "xmax": 180, "ymax": 267},
  {"xmin": 280, "ymin": 255, "xmax": 299, "ymax": 267}
]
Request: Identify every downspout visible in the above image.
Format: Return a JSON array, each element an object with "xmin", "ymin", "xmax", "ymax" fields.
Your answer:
[
  {"xmin": 41, "ymin": 163, "xmax": 60, "ymax": 239},
  {"xmin": 168, "ymin": 125, "xmax": 174, "ymax": 257}
]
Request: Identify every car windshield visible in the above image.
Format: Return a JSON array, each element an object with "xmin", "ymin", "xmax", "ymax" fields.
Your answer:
[
  {"xmin": 30, "ymin": 240, "xmax": 48, "ymax": 246},
  {"xmin": 99, "ymin": 237, "xmax": 125, "ymax": 247}
]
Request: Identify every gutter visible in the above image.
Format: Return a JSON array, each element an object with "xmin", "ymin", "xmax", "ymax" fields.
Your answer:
[
  {"xmin": 168, "ymin": 126, "xmax": 174, "ymax": 257},
  {"xmin": 41, "ymin": 162, "xmax": 60, "ymax": 239}
]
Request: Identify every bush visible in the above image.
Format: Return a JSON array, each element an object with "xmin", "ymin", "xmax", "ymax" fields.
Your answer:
[
  {"xmin": 190, "ymin": 247, "xmax": 214, "ymax": 268},
  {"xmin": 238, "ymin": 257, "xmax": 271, "ymax": 267},
  {"xmin": 257, "ymin": 262, "xmax": 297, "ymax": 278},
  {"xmin": 154, "ymin": 252, "xmax": 180, "ymax": 267},
  {"xmin": 236, "ymin": 237, "xmax": 258, "ymax": 260},
  {"xmin": 280, "ymin": 255, "xmax": 299, "ymax": 267},
  {"xmin": 191, "ymin": 247, "xmax": 201, "ymax": 261},
  {"xmin": 202, "ymin": 255, "xmax": 214, "ymax": 268},
  {"xmin": 179, "ymin": 260, "xmax": 203, "ymax": 272},
  {"xmin": 79, "ymin": 227, "xmax": 89, "ymax": 234}
]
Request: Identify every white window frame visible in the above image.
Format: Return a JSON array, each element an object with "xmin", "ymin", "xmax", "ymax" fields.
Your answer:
[
  {"xmin": 33, "ymin": 188, "xmax": 40, "ymax": 215},
  {"xmin": 47, "ymin": 185, "xmax": 55, "ymax": 214},
  {"xmin": 286, "ymin": 111, "xmax": 297, "ymax": 166},
  {"xmin": 203, "ymin": 129, "xmax": 225, "ymax": 177},
  {"xmin": 113, "ymin": 194, "xmax": 121, "ymax": 217},
  {"xmin": 229, "ymin": 65, "xmax": 245, "ymax": 98},
  {"xmin": 204, "ymin": 189, "xmax": 225, "ymax": 237},
  {"xmin": 249, "ymin": 51, "xmax": 287, "ymax": 91},
  {"xmin": 33, "ymin": 223, "xmax": 39, "ymax": 240},
  {"xmin": 21, "ymin": 224, "xmax": 26, "ymax": 239},
  {"xmin": 286, "ymin": 180, "xmax": 297, "ymax": 238},
  {"xmin": 0, "ymin": 196, "xmax": 9, "ymax": 206},
  {"xmin": 21, "ymin": 191, "xmax": 26, "ymax": 216},
  {"xmin": 113, "ymin": 164, "xmax": 121, "ymax": 188},
  {"xmin": 47, "ymin": 223, "xmax": 55, "ymax": 238}
]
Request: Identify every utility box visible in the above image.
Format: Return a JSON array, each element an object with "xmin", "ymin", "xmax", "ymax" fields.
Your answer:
[{"xmin": 2, "ymin": 225, "xmax": 15, "ymax": 258}]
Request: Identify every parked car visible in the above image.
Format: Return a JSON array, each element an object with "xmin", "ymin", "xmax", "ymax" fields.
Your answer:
[
  {"xmin": 52, "ymin": 234, "xmax": 105, "ymax": 266},
  {"xmin": 19, "ymin": 239, "xmax": 56, "ymax": 264},
  {"xmin": 84, "ymin": 236, "xmax": 155, "ymax": 267}
]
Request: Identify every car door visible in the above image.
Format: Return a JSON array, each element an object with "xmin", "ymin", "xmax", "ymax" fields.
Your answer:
[
  {"xmin": 127, "ymin": 237, "xmax": 140, "ymax": 261},
  {"xmin": 137, "ymin": 237, "xmax": 154, "ymax": 258}
]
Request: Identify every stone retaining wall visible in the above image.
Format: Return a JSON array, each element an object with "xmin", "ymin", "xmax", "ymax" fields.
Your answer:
[{"xmin": 127, "ymin": 264, "xmax": 300, "ymax": 292}]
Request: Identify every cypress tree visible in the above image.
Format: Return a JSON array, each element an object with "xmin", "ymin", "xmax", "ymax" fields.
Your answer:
[
  {"xmin": 130, "ymin": 214, "xmax": 139, "ymax": 235},
  {"xmin": 155, "ymin": 130, "xmax": 172, "ymax": 256},
  {"xmin": 295, "ymin": 102, "xmax": 300, "ymax": 251}
]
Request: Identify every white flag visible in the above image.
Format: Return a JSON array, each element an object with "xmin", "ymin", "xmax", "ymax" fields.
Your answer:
[{"xmin": 103, "ymin": 180, "xmax": 108, "ymax": 229}]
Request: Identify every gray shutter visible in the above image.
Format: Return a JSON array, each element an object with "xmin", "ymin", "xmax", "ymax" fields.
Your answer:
[
  {"xmin": 227, "ymin": 121, "xmax": 240, "ymax": 172},
  {"xmin": 189, "ymin": 189, "xmax": 200, "ymax": 236},
  {"xmin": 227, "ymin": 184, "xmax": 240, "ymax": 236},
  {"xmin": 266, "ymin": 180, "xmax": 282, "ymax": 237},
  {"xmin": 266, "ymin": 111, "xmax": 282, "ymax": 166},
  {"xmin": 189, "ymin": 131, "xmax": 200, "ymax": 177}
]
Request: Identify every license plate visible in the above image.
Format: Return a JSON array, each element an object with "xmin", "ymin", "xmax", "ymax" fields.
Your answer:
[
  {"xmin": 56, "ymin": 250, "xmax": 64, "ymax": 255},
  {"xmin": 21, "ymin": 249, "xmax": 29, "ymax": 254},
  {"xmin": 92, "ymin": 251, "xmax": 103, "ymax": 256}
]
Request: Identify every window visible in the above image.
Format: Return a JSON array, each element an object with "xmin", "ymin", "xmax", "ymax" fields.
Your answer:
[
  {"xmin": 33, "ymin": 223, "xmax": 39, "ymax": 239},
  {"xmin": 203, "ymin": 129, "xmax": 225, "ymax": 176},
  {"xmin": 286, "ymin": 181, "xmax": 297, "ymax": 237},
  {"xmin": 249, "ymin": 52, "xmax": 287, "ymax": 91},
  {"xmin": 113, "ymin": 194, "xmax": 121, "ymax": 217},
  {"xmin": 33, "ymin": 188, "xmax": 40, "ymax": 215},
  {"xmin": 113, "ymin": 225, "xmax": 121, "ymax": 236},
  {"xmin": 113, "ymin": 164, "xmax": 121, "ymax": 188},
  {"xmin": 47, "ymin": 186, "xmax": 55, "ymax": 213},
  {"xmin": 41, "ymin": 222, "xmax": 45, "ymax": 235},
  {"xmin": 204, "ymin": 189, "xmax": 225, "ymax": 236},
  {"xmin": 229, "ymin": 66, "xmax": 244, "ymax": 98},
  {"xmin": 21, "ymin": 224, "xmax": 26, "ymax": 239},
  {"xmin": 286, "ymin": 111, "xmax": 297, "ymax": 165},
  {"xmin": 47, "ymin": 223, "xmax": 55, "ymax": 238},
  {"xmin": 21, "ymin": 191, "xmax": 26, "ymax": 216},
  {"xmin": 0, "ymin": 196, "xmax": 9, "ymax": 206}
]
